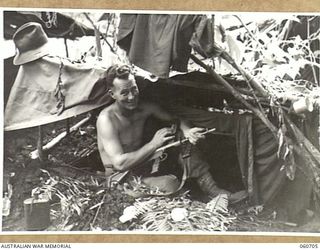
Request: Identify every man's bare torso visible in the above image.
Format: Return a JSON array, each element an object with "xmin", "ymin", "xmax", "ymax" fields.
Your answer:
[{"xmin": 97, "ymin": 102, "xmax": 149, "ymax": 166}]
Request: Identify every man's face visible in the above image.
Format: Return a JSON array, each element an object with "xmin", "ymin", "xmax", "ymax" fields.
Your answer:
[{"xmin": 110, "ymin": 74, "xmax": 139, "ymax": 110}]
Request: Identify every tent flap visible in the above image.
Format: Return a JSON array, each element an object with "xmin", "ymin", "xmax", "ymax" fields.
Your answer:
[
  {"xmin": 117, "ymin": 14, "xmax": 214, "ymax": 78},
  {"xmin": 4, "ymin": 56, "xmax": 111, "ymax": 131}
]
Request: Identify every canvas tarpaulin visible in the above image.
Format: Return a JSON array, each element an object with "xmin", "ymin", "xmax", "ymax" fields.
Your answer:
[
  {"xmin": 138, "ymin": 69, "xmax": 312, "ymax": 210},
  {"xmin": 4, "ymin": 56, "xmax": 112, "ymax": 131},
  {"xmin": 117, "ymin": 14, "xmax": 215, "ymax": 78},
  {"xmin": 166, "ymin": 105, "xmax": 288, "ymax": 205},
  {"xmin": 171, "ymin": 106, "xmax": 313, "ymax": 218}
]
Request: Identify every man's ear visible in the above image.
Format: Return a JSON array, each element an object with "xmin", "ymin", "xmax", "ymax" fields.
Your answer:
[{"xmin": 108, "ymin": 89, "xmax": 115, "ymax": 99}]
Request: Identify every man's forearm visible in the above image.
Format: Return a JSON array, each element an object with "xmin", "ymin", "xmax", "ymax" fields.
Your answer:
[{"xmin": 112, "ymin": 142, "xmax": 157, "ymax": 172}]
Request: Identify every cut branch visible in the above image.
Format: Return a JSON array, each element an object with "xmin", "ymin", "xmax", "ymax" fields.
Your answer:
[
  {"xmin": 83, "ymin": 13, "xmax": 116, "ymax": 54},
  {"xmin": 190, "ymin": 54, "xmax": 278, "ymax": 138},
  {"xmin": 37, "ymin": 125, "xmax": 46, "ymax": 161},
  {"xmin": 220, "ymin": 50, "xmax": 269, "ymax": 98},
  {"xmin": 30, "ymin": 115, "xmax": 91, "ymax": 160}
]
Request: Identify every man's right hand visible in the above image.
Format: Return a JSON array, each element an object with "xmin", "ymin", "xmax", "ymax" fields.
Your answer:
[{"xmin": 150, "ymin": 127, "xmax": 175, "ymax": 149}]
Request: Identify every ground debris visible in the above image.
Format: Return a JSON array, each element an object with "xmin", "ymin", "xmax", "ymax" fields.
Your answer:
[{"xmin": 3, "ymin": 116, "xmax": 320, "ymax": 232}]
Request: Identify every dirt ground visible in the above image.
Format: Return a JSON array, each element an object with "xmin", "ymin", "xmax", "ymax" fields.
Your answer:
[{"xmin": 2, "ymin": 113, "xmax": 320, "ymax": 233}]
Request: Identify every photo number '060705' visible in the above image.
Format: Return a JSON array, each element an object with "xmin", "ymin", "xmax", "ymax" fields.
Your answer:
[{"xmin": 300, "ymin": 244, "xmax": 319, "ymax": 248}]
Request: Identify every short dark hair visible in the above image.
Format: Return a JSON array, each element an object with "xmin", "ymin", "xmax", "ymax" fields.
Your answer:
[{"xmin": 104, "ymin": 64, "xmax": 132, "ymax": 89}]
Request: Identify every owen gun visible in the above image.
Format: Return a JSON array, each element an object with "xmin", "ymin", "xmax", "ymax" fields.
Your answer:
[
  {"xmin": 148, "ymin": 127, "xmax": 216, "ymax": 162},
  {"xmin": 106, "ymin": 127, "xmax": 216, "ymax": 187}
]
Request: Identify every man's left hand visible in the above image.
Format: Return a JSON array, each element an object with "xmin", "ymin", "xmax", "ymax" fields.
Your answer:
[{"xmin": 184, "ymin": 127, "xmax": 206, "ymax": 145}]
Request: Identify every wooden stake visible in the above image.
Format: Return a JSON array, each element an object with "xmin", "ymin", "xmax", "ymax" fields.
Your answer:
[
  {"xmin": 64, "ymin": 38, "xmax": 69, "ymax": 58},
  {"xmin": 37, "ymin": 125, "xmax": 46, "ymax": 161}
]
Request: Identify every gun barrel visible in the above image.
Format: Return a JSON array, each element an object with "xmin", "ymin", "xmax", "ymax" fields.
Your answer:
[
  {"xmin": 199, "ymin": 127, "xmax": 216, "ymax": 135},
  {"xmin": 155, "ymin": 128, "xmax": 216, "ymax": 153}
]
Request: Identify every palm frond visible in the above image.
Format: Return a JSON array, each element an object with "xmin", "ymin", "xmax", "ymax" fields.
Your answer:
[{"xmin": 122, "ymin": 192, "xmax": 236, "ymax": 232}]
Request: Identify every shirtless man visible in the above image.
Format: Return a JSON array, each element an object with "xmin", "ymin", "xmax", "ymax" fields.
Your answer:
[{"xmin": 97, "ymin": 65, "xmax": 245, "ymax": 200}]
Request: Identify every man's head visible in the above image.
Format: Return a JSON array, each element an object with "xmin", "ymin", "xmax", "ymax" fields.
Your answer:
[{"xmin": 105, "ymin": 65, "xmax": 139, "ymax": 111}]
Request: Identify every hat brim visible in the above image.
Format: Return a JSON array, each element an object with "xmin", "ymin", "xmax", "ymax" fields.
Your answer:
[{"xmin": 13, "ymin": 43, "xmax": 51, "ymax": 66}]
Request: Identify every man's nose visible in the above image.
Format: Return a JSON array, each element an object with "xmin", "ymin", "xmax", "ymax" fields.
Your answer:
[{"xmin": 128, "ymin": 92, "xmax": 134, "ymax": 100}]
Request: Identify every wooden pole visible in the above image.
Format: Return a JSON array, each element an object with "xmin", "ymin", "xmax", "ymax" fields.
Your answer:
[
  {"xmin": 94, "ymin": 27, "xmax": 102, "ymax": 60},
  {"xmin": 37, "ymin": 125, "xmax": 46, "ymax": 161},
  {"xmin": 64, "ymin": 38, "xmax": 69, "ymax": 58},
  {"xmin": 211, "ymin": 14, "xmax": 215, "ymax": 69},
  {"xmin": 63, "ymin": 38, "xmax": 71, "ymax": 135},
  {"xmin": 220, "ymin": 51, "xmax": 269, "ymax": 98},
  {"xmin": 190, "ymin": 54, "xmax": 278, "ymax": 137},
  {"xmin": 190, "ymin": 54, "xmax": 320, "ymax": 173}
]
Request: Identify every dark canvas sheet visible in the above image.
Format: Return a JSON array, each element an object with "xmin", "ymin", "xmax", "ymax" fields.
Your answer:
[
  {"xmin": 117, "ymin": 14, "xmax": 214, "ymax": 78},
  {"xmin": 168, "ymin": 105, "xmax": 311, "ymax": 213}
]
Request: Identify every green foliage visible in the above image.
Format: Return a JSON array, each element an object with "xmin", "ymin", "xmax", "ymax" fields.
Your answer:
[{"xmin": 216, "ymin": 15, "xmax": 319, "ymax": 98}]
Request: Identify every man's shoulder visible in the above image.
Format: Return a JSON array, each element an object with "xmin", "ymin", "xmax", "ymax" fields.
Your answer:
[
  {"xmin": 98, "ymin": 105, "xmax": 113, "ymax": 117},
  {"xmin": 97, "ymin": 106, "xmax": 115, "ymax": 127}
]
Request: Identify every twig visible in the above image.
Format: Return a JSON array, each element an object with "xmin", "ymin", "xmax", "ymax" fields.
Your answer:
[
  {"xmin": 233, "ymin": 15, "xmax": 264, "ymax": 56},
  {"xmin": 83, "ymin": 13, "xmax": 116, "ymax": 54},
  {"xmin": 91, "ymin": 193, "xmax": 107, "ymax": 227},
  {"xmin": 307, "ymin": 17, "xmax": 319, "ymax": 85}
]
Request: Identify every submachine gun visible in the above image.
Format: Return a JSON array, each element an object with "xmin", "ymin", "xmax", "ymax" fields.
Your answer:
[
  {"xmin": 150, "ymin": 127, "xmax": 216, "ymax": 160},
  {"xmin": 107, "ymin": 127, "xmax": 216, "ymax": 187}
]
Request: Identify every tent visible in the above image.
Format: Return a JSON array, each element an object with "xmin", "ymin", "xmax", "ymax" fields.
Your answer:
[
  {"xmin": 135, "ymin": 71, "xmax": 317, "ymax": 222},
  {"xmin": 4, "ymin": 13, "xmax": 320, "ymax": 223},
  {"xmin": 116, "ymin": 13, "xmax": 319, "ymax": 221}
]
